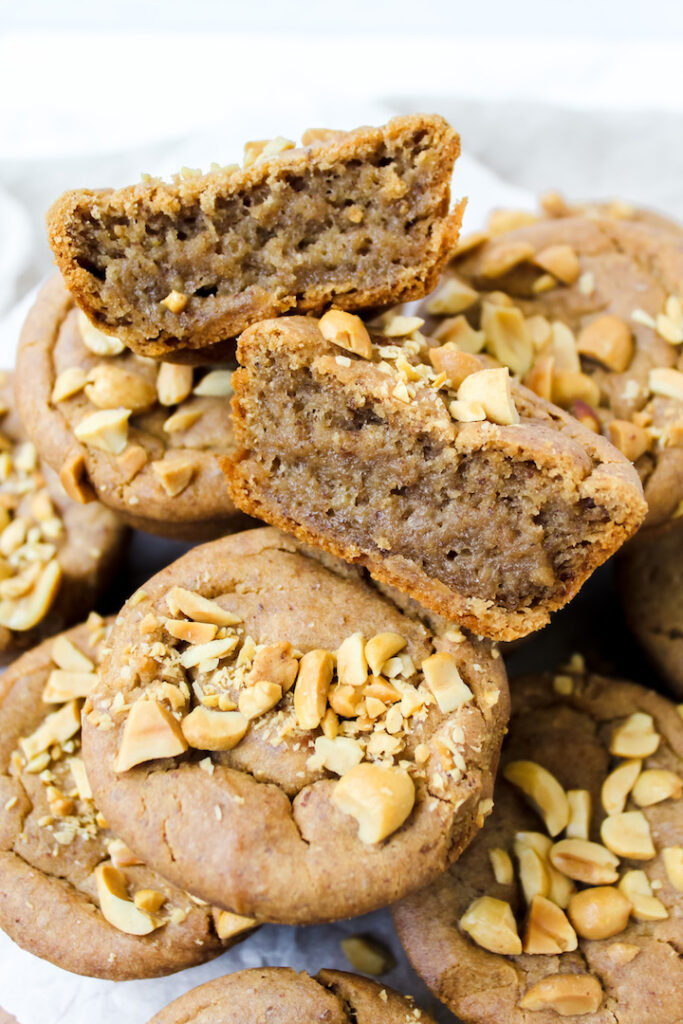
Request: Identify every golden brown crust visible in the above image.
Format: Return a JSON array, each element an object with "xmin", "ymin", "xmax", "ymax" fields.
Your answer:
[
  {"xmin": 0, "ymin": 621, "xmax": 246, "ymax": 979},
  {"xmin": 47, "ymin": 115, "xmax": 463, "ymax": 358},
  {"xmin": 225, "ymin": 316, "xmax": 646, "ymax": 642},
  {"xmin": 15, "ymin": 277, "xmax": 252, "ymax": 540},
  {"xmin": 82, "ymin": 527, "xmax": 509, "ymax": 925},
  {"xmin": 148, "ymin": 967, "xmax": 437, "ymax": 1024},
  {"xmin": 393, "ymin": 670, "xmax": 683, "ymax": 1024}
]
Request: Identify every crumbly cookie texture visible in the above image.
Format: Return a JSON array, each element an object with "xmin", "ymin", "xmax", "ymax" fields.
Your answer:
[
  {"xmin": 15, "ymin": 277, "xmax": 250, "ymax": 540},
  {"xmin": 47, "ymin": 115, "xmax": 463, "ymax": 359},
  {"xmin": 226, "ymin": 311, "xmax": 646, "ymax": 642},
  {"xmin": 618, "ymin": 528, "xmax": 683, "ymax": 698},
  {"xmin": 148, "ymin": 967, "xmax": 437, "ymax": 1024},
  {"xmin": 0, "ymin": 370, "xmax": 124, "ymax": 662},
  {"xmin": 81, "ymin": 527, "xmax": 508, "ymax": 925},
  {"xmin": 393, "ymin": 669, "xmax": 683, "ymax": 1024},
  {"xmin": 423, "ymin": 213, "xmax": 683, "ymax": 532},
  {"xmin": 0, "ymin": 617, "xmax": 255, "ymax": 980}
]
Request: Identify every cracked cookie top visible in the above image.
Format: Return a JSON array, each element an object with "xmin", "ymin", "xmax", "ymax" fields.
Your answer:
[
  {"xmin": 15, "ymin": 276, "xmax": 249, "ymax": 540},
  {"xmin": 0, "ymin": 616, "xmax": 254, "ymax": 980},
  {"xmin": 393, "ymin": 668, "xmax": 683, "ymax": 1024},
  {"xmin": 421, "ymin": 215, "xmax": 683, "ymax": 531},
  {"xmin": 148, "ymin": 967, "xmax": 437, "ymax": 1024},
  {"xmin": 81, "ymin": 526, "xmax": 509, "ymax": 925}
]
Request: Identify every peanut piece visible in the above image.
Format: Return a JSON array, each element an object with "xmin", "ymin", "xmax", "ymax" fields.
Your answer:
[
  {"xmin": 519, "ymin": 974, "xmax": 602, "ymax": 1015},
  {"xmin": 382, "ymin": 315, "xmax": 424, "ymax": 337},
  {"xmin": 425, "ymin": 276, "xmax": 478, "ymax": 315},
  {"xmin": 503, "ymin": 760, "xmax": 569, "ymax": 837},
  {"xmin": 52, "ymin": 635, "xmax": 94, "ymax": 672},
  {"xmin": 95, "ymin": 863, "xmax": 156, "ymax": 935},
  {"xmin": 309, "ymin": 735, "xmax": 363, "ymax": 776},
  {"xmin": 336, "ymin": 633, "xmax": 368, "ymax": 687},
  {"xmin": 78, "ymin": 311, "xmax": 125, "ymax": 356},
  {"xmin": 108, "ymin": 839, "xmax": 143, "ymax": 869},
  {"xmin": 114, "ymin": 700, "xmax": 188, "ymax": 772},
  {"xmin": 534, "ymin": 244, "xmax": 581, "ymax": 285},
  {"xmin": 0, "ymin": 559, "xmax": 62, "ymax": 631},
  {"xmin": 566, "ymin": 789, "xmax": 591, "ymax": 840},
  {"xmin": 238, "ymin": 681, "xmax": 282, "ymax": 720},
  {"xmin": 577, "ymin": 315, "xmax": 633, "ymax": 372},
  {"xmin": 250, "ymin": 642, "xmax": 299, "ymax": 693},
  {"xmin": 488, "ymin": 209, "xmax": 538, "ymax": 234},
  {"xmin": 193, "ymin": 370, "xmax": 233, "ymax": 397},
  {"xmin": 332, "ymin": 762, "xmax": 415, "ymax": 843},
  {"xmin": 179, "ymin": 636, "xmax": 238, "ymax": 669},
  {"xmin": 157, "ymin": 363, "xmax": 193, "ymax": 406},
  {"xmin": 341, "ymin": 935, "xmax": 395, "ymax": 976},
  {"xmin": 457, "ymin": 367, "xmax": 520, "ymax": 426},
  {"xmin": 134, "ymin": 889, "xmax": 166, "ymax": 913},
  {"xmin": 489, "ymin": 848, "xmax": 514, "ymax": 885},
  {"xmin": 459, "ymin": 896, "xmax": 522, "ymax": 955},
  {"xmin": 163, "ymin": 407, "xmax": 203, "ymax": 433},
  {"xmin": 59, "ymin": 451, "xmax": 95, "ymax": 503},
  {"xmin": 52, "ymin": 366, "xmax": 87, "ymax": 403},
  {"xmin": 165, "ymin": 619, "xmax": 218, "ymax": 644},
  {"xmin": 618, "ymin": 870, "xmax": 668, "ymax": 920},
  {"xmin": 607, "ymin": 419, "xmax": 649, "ymax": 461},
  {"xmin": 524, "ymin": 353, "xmax": 554, "ymax": 401},
  {"xmin": 85, "ymin": 365, "xmax": 156, "ymax": 412},
  {"xmin": 161, "ymin": 290, "xmax": 188, "ymax": 314},
  {"xmin": 601, "ymin": 811, "xmax": 655, "ymax": 860},
  {"xmin": 662, "ymin": 846, "xmax": 683, "ymax": 891},
  {"xmin": 480, "ymin": 240, "xmax": 535, "ymax": 278},
  {"xmin": 551, "ymin": 321, "xmax": 581, "ymax": 372},
  {"xmin": 212, "ymin": 909, "xmax": 257, "ymax": 941},
  {"xmin": 552, "ymin": 370, "xmax": 601, "ymax": 409},
  {"xmin": 432, "ymin": 316, "xmax": 485, "ymax": 354},
  {"xmin": 610, "ymin": 713, "xmax": 660, "ymax": 758},
  {"xmin": 428, "ymin": 346, "xmax": 482, "ymax": 389},
  {"xmin": 604, "ymin": 942, "xmax": 641, "ymax": 967},
  {"xmin": 165, "ymin": 587, "xmax": 240, "ymax": 626},
  {"xmin": 181, "ymin": 707, "xmax": 248, "ymax": 751},
  {"xmin": 515, "ymin": 832, "xmax": 575, "ymax": 908},
  {"xmin": 152, "ymin": 455, "xmax": 195, "ymax": 497},
  {"xmin": 319, "ymin": 310, "xmax": 372, "ymax": 360},
  {"xmin": 294, "ymin": 649, "xmax": 334, "ymax": 730},
  {"xmin": 549, "ymin": 838, "xmax": 619, "ymax": 885},
  {"xmin": 568, "ymin": 886, "xmax": 632, "ymax": 939},
  {"xmin": 328, "ymin": 683, "xmax": 364, "ymax": 718},
  {"xmin": 523, "ymin": 894, "xmax": 577, "ymax": 954},
  {"xmin": 74, "ymin": 408, "xmax": 130, "ymax": 454},
  {"xmin": 421, "ymin": 651, "xmax": 473, "ymax": 713},
  {"xmin": 649, "ymin": 367, "xmax": 683, "ymax": 402},
  {"xmin": 365, "ymin": 632, "xmax": 406, "ymax": 675},
  {"xmin": 43, "ymin": 670, "xmax": 98, "ymax": 703},
  {"xmin": 602, "ymin": 759, "xmax": 642, "ymax": 816},
  {"xmin": 481, "ymin": 302, "xmax": 534, "ymax": 376},
  {"xmin": 632, "ymin": 769, "xmax": 682, "ymax": 807},
  {"xmin": 68, "ymin": 756, "xmax": 92, "ymax": 801},
  {"xmin": 517, "ymin": 846, "xmax": 550, "ymax": 904},
  {"xmin": 20, "ymin": 699, "xmax": 81, "ymax": 760}
]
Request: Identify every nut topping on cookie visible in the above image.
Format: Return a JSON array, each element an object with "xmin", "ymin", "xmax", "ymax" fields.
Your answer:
[
  {"xmin": 503, "ymin": 761, "xmax": 569, "ymax": 837},
  {"xmin": 332, "ymin": 762, "xmax": 415, "ymax": 844},
  {"xmin": 95, "ymin": 863, "xmax": 157, "ymax": 935},
  {"xmin": 567, "ymin": 886, "xmax": 632, "ymax": 940},
  {"xmin": 459, "ymin": 896, "xmax": 522, "ymax": 955},
  {"xmin": 114, "ymin": 700, "xmax": 188, "ymax": 772},
  {"xmin": 522, "ymin": 894, "xmax": 577, "ymax": 954},
  {"xmin": 518, "ymin": 974, "xmax": 602, "ymax": 1015},
  {"xmin": 600, "ymin": 811, "xmax": 656, "ymax": 859},
  {"xmin": 609, "ymin": 712, "xmax": 660, "ymax": 758},
  {"xmin": 181, "ymin": 707, "xmax": 248, "ymax": 751},
  {"xmin": 549, "ymin": 838, "xmax": 620, "ymax": 884},
  {"xmin": 601, "ymin": 758, "xmax": 642, "ymax": 815},
  {"xmin": 618, "ymin": 870, "xmax": 668, "ymax": 920},
  {"xmin": 319, "ymin": 310, "xmax": 373, "ymax": 360}
]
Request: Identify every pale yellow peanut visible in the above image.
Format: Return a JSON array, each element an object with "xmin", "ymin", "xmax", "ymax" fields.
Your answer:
[
  {"xmin": 0, "ymin": 559, "xmax": 62, "ymax": 632},
  {"xmin": 382, "ymin": 315, "xmax": 424, "ymax": 337},
  {"xmin": 432, "ymin": 316, "xmax": 485, "ymax": 353},
  {"xmin": 341, "ymin": 935, "xmax": 394, "ymax": 975},
  {"xmin": 488, "ymin": 209, "xmax": 539, "ymax": 235},
  {"xmin": 85, "ymin": 365, "xmax": 156, "ymax": 412},
  {"xmin": 95, "ymin": 863, "xmax": 156, "ymax": 935},
  {"xmin": 250, "ymin": 641, "xmax": 300, "ymax": 693},
  {"xmin": 503, "ymin": 760, "xmax": 569, "ymax": 836},
  {"xmin": 489, "ymin": 848, "xmax": 514, "ymax": 885},
  {"xmin": 114, "ymin": 700, "xmax": 188, "ymax": 772},
  {"xmin": 567, "ymin": 886, "xmax": 632, "ymax": 939},
  {"xmin": 517, "ymin": 846, "xmax": 550, "ymax": 904},
  {"xmin": 457, "ymin": 366, "xmax": 519, "ymax": 426},
  {"xmin": 425, "ymin": 276, "xmax": 478, "ymax": 315},
  {"xmin": 549, "ymin": 838, "xmax": 619, "ymax": 885},
  {"xmin": 74, "ymin": 408, "xmax": 130, "ymax": 454},
  {"xmin": 133, "ymin": 889, "xmax": 166, "ymax": 913},
  {"xmin": 319, "ymin": 310, "xmax": 372, "ymax": 359},
  {"xmin": 479, "ymin": 240, "xmax": 535, "ymax": 278},
  {"xmin": 550, "ymin": 321, "xmax": 580, "ymax": 372},
  {"xmin": 20, "ymin": 699, "xmax": 81, "ymax": 760},
  {"xmin": 631, "ymin": 769, "xmax": 682, "ymax": 806},
  {"xmin": 108, "ymin": 838, "xmax": 143, "ymax": 869},
  {"xmin": 566, "ymin": 789, "xmax": 591, "ymax": 840},
  {"xmin": 238, "ymin": 681, "xmax": 282, "ymax": 720},
  {"xmin": 336, "ymin": 633, "xmax": 368, "ymax": 687},
  {"xmin": 428, "ymin": 346, "xmax": 482, "ymax": 389},
  {"xmin": 518, "ymin": 975, "xmax": 602, "ymax": 1015},
  {"xmin": 42, "ymin": 670, "xmax": 98, "ymax": 703},
  {"xmin": 179, "ymin": 636, "xmax": 238, "ymax": 669},
  {"xmin": 52, "ymin": 366, "xmax": 87, "ymax": 403},
  {"xmin": 610, "ymin": 713, "xmax": 660, "ymax": 758},
  {"xmin": 157, "ymin": 363, "xmax": 193, "ymax": 406},
  {"xmin": 459, "ymin": 896, "xmax": 522, "ymax": 955},
  {"xmin": 161, "ymin": 290, "xmax": 188, "ymax": 314},
  {"xmin": 577, "ymin": 314, "xmax": 633, "ymax": 372},
  {"xmin": 601, "ymin": 812, "xmax": 655, "ymax": 860},
  {"xmin": 551, "ymin": 370, "xmax": 601, "ymax": 409},
  {"xmin": 181, "ymin": 707, "xmax": 248, "ymax": 751},
  {"xmin": 309, "ymin": 735, "xmax": 363, "ymax": 776},
  {"xmin": 602, "ymin": 759, "xmax": 642, "ymax": 815},
  {"xmin": 152, "ymin": 456, "xmax": 195, "ymax": 497},
  {"xmin": 165, "ymin": 619, "xmax": 218, "ymax": 644},
  {"xmin": 522, "ymin": 894, "xmax": 577, "ymax": 954},
  {"xmin": 165, "ymin": 587, "xmax": 241, "ymax": 626},
  {"xmin": 649, "ymin": 367, "xmax": 683, "ymax": 401},
  {"xmin": 365, "ymin": 632, "xmax": 406, "ymax": 675},
  {"xmin": 77, "ymin": 311, "xmax": 125, "ymax": 356},
  {"xmin": 421, "ymin": 651, "xmax": 473, "ymax": 713},
  {"xmin": 328, "ymin": 683, "xmax": 364, "ymax": 718},
  {"xmin": 607, "ymin": 420, "xmax": 649, "ymax": 461},
  {"xmin": 480, "ymin": 302, "xmax": 533, "ymax": 376},
  {"xmin": 193, "ymin": 370, "xmax": 233, "ymax": 397},
  {"xmin": 213, "ymin": 909, "xmax": 257, "ymax": 940},
  {"xmin": 294, "ymin": 649, "xmax": 334, "ymax": 730},
  {"xmin": 534, "ymin": 244, "xmax": 581, "ymax": 285},
  {"xmin": 662, "ymin": 846, "xmax": 683, "ymax": 891},
  {"xmin": 618, "ymin": 870, "xmax": 668, "ymax": 920},
  {"xmin": 332, "ymin": 762, "xmax": 415, "ymax": 843}
]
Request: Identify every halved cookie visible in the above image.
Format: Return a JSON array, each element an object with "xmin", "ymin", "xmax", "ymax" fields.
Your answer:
[
  {"xmin": 148, "ymin": 967, "xmax": 436, "ymax": 1024},
  {"xmin": 16, "ymin": 277, "xmax": 251, "ymax": 539},
  {"xmin": 226, "ymin": 313, "xmax": 646, "ymax": 641},
  {"xmin": 82, "ymin": 527, "xmax": 508, "ymax": 924},
  {"xmin": 47, "ymin": 115, "xmax": 463, "ymax": 359},
  {"xmin": 0, "ymin": 370, "xmax": 125, "ymax": 662},
  {"xmin": 0, "ymin": 618, "xmax": 255, "ymax": 979},
  {"xmin": 393, "ymin": 669, "xmax": 683, "ymax": 1024}
]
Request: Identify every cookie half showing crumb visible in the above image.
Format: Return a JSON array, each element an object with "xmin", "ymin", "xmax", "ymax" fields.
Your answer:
[
  {"xmin": 0, "ymin": 618, "xmax": 255, "ymax": 979},
  {"xmin": 148, "ymin": 967, "xmax": 436, "ymax": 1024},
  {"xmin": 393, "ymin": 669, "xmax": 683, "ymax": 1024},
  {"xmin": 81, "ymin": 526, "xmax": 508, "ymax": 925},
  {"xmin": 0, "ymin": 370, "xmax": 125, "ymax": 663},
  {"xmin": 423, "ymin": 213, "xmax": 683, "ymax": 534},
  {"xmin": 47, "ymin": 115, "xmax": 463, "ymax": 359},
  {"xmin": 226, "ymin": 313, "xmax": 647, "ymax": 642},
  {"xmin": 618, "ymin": 526, "xmax": 683, "ymax": 698},
  {"xmin": 16, "ymin": 276, "xmax": 251, "ymax": 540}
]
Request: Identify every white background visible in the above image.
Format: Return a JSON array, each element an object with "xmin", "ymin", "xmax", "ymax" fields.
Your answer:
[{"xmin": 1, "ymin": 3, "xmax": 683, "ymax": 1022}]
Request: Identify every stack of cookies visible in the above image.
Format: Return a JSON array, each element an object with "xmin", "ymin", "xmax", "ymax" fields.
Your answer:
[{"xmin": 0, "ymin": 114, "xmax": 681, "ymax": 1024}]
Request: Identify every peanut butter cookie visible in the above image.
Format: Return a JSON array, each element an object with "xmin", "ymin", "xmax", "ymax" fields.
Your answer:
[
  {"xmin": 0, "ymin": 618, "xmax": 255, "ymax": 979},
  {"xmin": 0, "ymin": 371, "xmax": 125, "ymax": 662},
  {"xmin": 393, "ymin": 669, "xmax": 683, "ymax": 1024},
  {"xmin": 82, "ymin": 527, "xmax": 508, "ymax": 924},
  {"xmin": 226, "ymin": 312, "xmax": 646, "ymax": 642},
  {"xmin": 47, "ymin": 115, "xmax": 463, "ymax": 359},
  {"xmin": 148, "ymin": 967, "xmax": 436, "ymax": 1024},
  {"xmin": 15, "ymin": 277, "xmax": 251, "ymax": 539},
  {"xmin": 618, "ymin": 528, "xmax": 683, "ymax": 698},
  {"xmin": 423, "ymin": 214, "xmax": 683, "ymax": 533}
]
